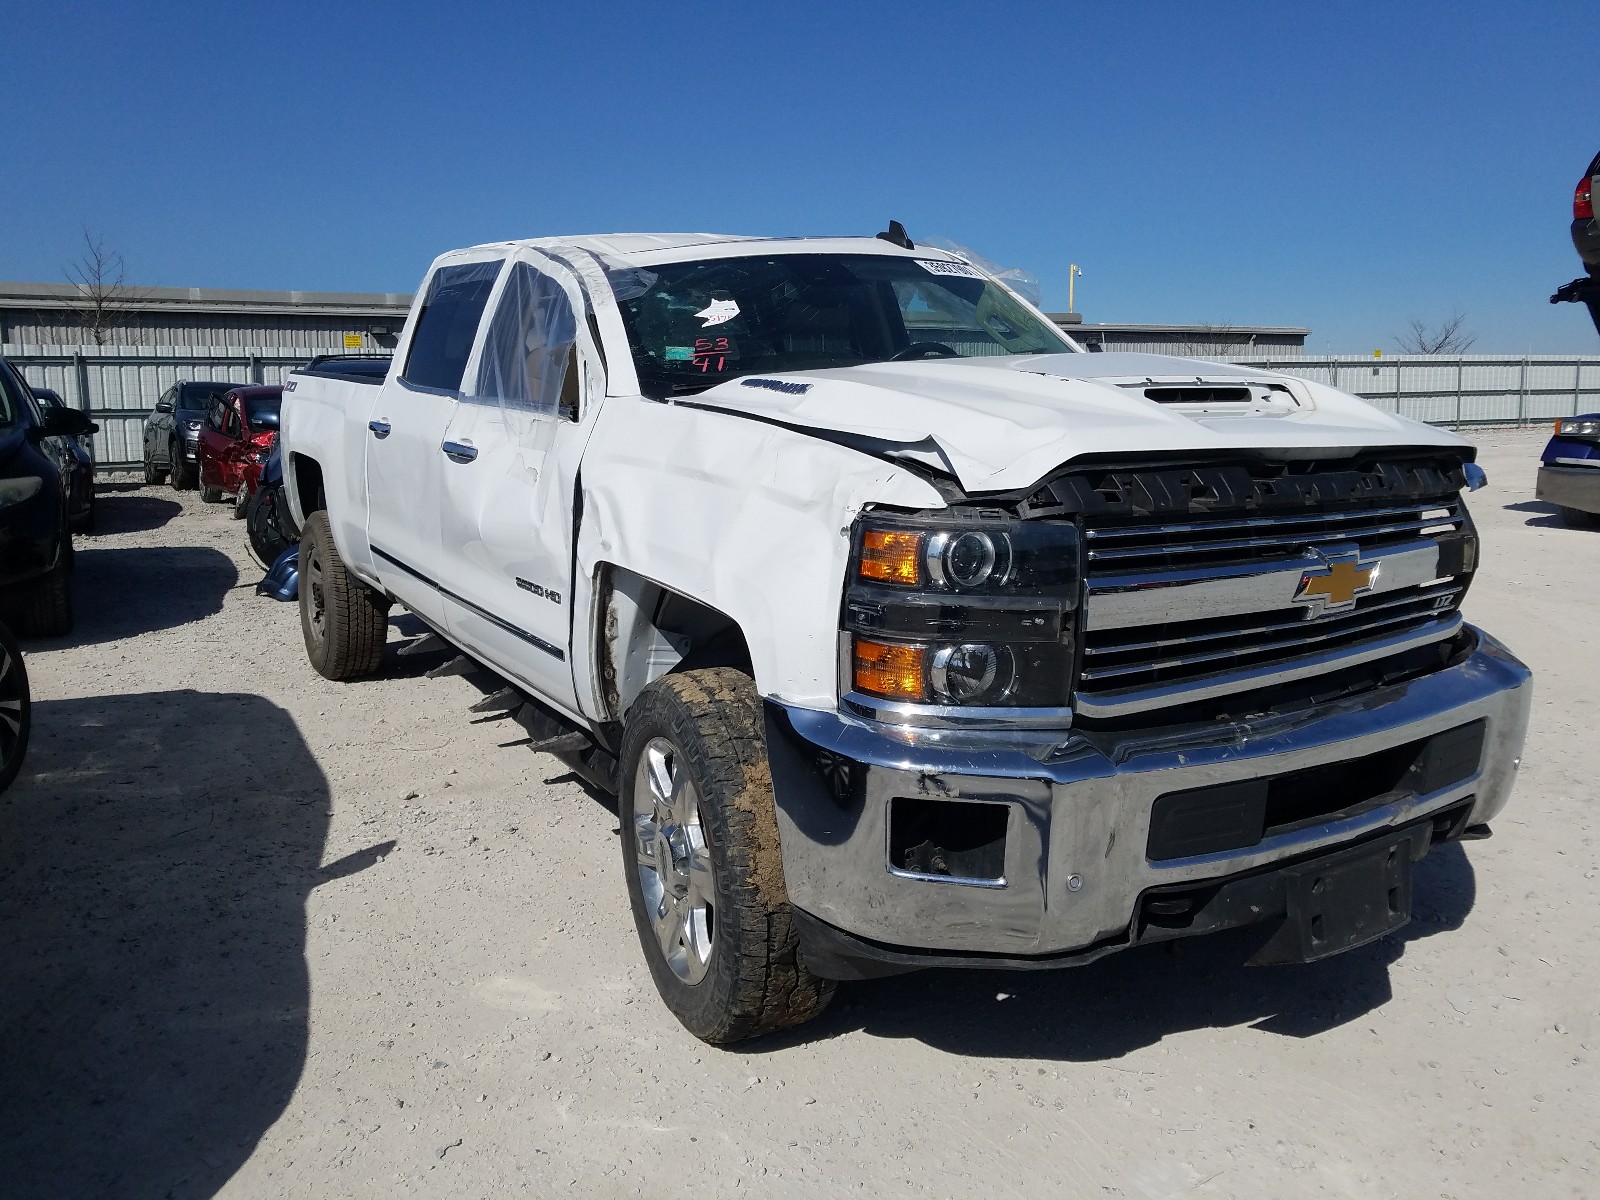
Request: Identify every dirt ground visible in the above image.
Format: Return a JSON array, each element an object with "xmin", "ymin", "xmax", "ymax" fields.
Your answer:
[{"xmin": 0, "ymin": 426, "xmax": 1595, "ymax": 1199}]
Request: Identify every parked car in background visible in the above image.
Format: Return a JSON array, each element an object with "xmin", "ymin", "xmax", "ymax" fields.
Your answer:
[
  {"xmin": 32, "ymin": 386, "xmax": 97, "ymax": 532},
  {"xmin": 1552, "ymin": 149, "xmax": 1600, "ymax": 339},
  {"xmin": 246, "ymin": 438, "xmax": 298, "ymax": 563},
  {"xmin": 197, "ymin": 385, "xmax": 281, "ymax": 509},
  {"xmin": 1537, "ymin": 414, "xmax": 1600, "ymax": 527},
  {"xmin": 0, "ymin": 354, "xmax": 90, "ymax": 636},
  {"xmin": 143, "ymin": 380, "xmax": 238, "ymax": 488},
  {"xmin": 1572, "ymin": 149, "xmax": 1600, "ymax": 277}
]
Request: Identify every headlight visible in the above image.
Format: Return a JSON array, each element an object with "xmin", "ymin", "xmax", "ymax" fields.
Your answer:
[
  {"xmin": 0, "ymin": 477, "xmax": 44, "ymax": 508},
  {"xmin": 844, "ymin": 516, "xmax": 1080, "ymax": 712},
  {"xmin": 185, "ymin": 419, "xmax": 202, "ymax": 432},
  {"xmin": 1558, "ymin": 417, "xmax": 1600, "ymax": 437}
]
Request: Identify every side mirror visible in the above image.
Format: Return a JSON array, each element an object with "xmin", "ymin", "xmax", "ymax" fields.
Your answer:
[{"xmin": 41, "ymin": 406, "xmax": 95, "ymax": 438}]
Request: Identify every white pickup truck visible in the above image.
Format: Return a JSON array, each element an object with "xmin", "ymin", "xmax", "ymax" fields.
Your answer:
[{"xmin": 281, "ymin": 230, "xmax": 1532, "ymax": 1043}]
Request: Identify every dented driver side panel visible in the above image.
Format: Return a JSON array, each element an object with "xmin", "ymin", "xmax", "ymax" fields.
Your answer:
[{"xmin": 573, "ymin": 394, "xmax": 945, "ymax": 717}]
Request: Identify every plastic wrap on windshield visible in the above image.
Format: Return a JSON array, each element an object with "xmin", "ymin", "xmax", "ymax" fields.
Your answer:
[
  {"xmin": 468, "ymin": 261, "xmax": 578, "ymax": 419},
  {"xmin": 921, "ymin": 237, "xmax": 1042, "ymax": 307}
]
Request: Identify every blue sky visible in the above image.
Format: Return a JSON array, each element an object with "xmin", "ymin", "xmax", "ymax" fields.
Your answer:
[{"xmin": 8, "ymin": 0, "xmax": 1598, "ymax": 352}]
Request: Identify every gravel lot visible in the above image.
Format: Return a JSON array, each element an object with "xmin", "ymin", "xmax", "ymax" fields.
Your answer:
[{"xmin": 1, "ymin": 426, "xmax": 1595, "ymax": 1199}]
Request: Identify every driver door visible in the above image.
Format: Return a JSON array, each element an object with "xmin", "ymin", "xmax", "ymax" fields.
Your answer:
[{"xmin": 435, "ymin": 257, "xmax": 603, "ymax": 712}]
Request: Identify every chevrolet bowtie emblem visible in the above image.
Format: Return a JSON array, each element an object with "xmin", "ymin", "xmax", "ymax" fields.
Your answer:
[{"xmin": 1293, "ymin": 550, "xmax": 1379, "ymax": 618}]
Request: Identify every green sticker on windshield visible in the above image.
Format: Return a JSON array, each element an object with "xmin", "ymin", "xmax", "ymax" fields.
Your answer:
[{"xmin": 664, "ymin": 346, "xmax": 693, "ymax": 361}]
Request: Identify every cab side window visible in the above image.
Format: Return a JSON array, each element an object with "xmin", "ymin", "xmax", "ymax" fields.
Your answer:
[
  {"xmin": 402, "ymin": 260, "xmax": 503, "ymax": 392},
  {"xmin": 468, "ymin": 262, "xmax": 580, "ymax": 421}
]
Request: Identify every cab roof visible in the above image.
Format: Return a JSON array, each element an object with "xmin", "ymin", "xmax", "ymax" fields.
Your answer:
[{"xmin": 448, "ymin": 233, "xmax": 959, "ymax": 269}]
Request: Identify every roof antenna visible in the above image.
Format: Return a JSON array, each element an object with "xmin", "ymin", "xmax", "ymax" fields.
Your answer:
[{"xmin": 875, "ymin": 219, "xmax": 914, "ymax": 250}]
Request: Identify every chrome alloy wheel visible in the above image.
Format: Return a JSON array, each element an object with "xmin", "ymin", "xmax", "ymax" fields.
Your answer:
[
  {"xmin": 632, "ymin": 736, "xmax": 714, "ymax": 984},
  {"xmin": 0, "ymin": 639, "xmax": 24, "ymax": 765}
]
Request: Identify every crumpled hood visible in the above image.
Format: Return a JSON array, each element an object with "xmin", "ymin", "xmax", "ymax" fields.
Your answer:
[{"xmin": 687, "ymin": 353, "xmax": 1467, "ymax": 493}]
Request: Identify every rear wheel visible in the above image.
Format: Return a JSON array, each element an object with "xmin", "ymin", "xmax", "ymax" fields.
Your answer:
[
  {"xmin": 143, "ymin": 452, "xmax": 166, "ymax": 485},
  {"xmin": 298, "ymin": 510, "xmax": 389, "ymax": 679},
  {"xmin": 618, "ymin": 668, "xmax": 834, "ymax": 1044},
  {"xmin": 0, "ymin": 620, "xmax": 31, "ymax": 794}
]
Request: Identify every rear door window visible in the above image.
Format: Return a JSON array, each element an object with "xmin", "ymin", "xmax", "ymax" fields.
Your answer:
[{"xmin": 402, "ymin": 261, "xmax": 503, "ymax": 392}]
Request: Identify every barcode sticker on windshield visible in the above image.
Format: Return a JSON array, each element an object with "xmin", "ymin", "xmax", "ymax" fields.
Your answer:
[{"xmin": 915, "ymin": 259, "xmax": 983, "ymax": 279}]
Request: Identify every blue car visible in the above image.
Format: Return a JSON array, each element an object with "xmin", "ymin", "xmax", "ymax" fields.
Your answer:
[{"xmin": 1537, "ymin": 414, "xmax": 1600, "ymax": 527}]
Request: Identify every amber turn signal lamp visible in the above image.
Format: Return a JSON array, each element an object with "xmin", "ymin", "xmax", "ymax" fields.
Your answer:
[
  {"xmin": 853, "ymin": 637, "xmax": 928, "ymax": 702},
  {"xmin": 859, "ymin": 529, "xmax": 924, "ymax": 585}
]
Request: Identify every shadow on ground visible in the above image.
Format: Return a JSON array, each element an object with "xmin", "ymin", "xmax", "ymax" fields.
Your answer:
[
  {"xmin": 760, "ymin": 841, "xmax": 1476, "ymax": 1060},
  {"xmin": 85, "ymin": 490, "xmax": 184, "ymax": 536},
  {"xmin": 0, "ymin": 690, "xmax": 335, "ymax": 1198},
  {"xmin": 34, "ymin": 543, "xmax": 239, "ymax": 650},
  {"xmin": 1502, "ymin": 499, "xmax": 1571, "ymax": 529}
]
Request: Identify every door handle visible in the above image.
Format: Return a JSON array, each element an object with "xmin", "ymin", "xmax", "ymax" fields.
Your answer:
[
  {"xmin": 368, "ymin": 419, "xmax": 391, "ymax": 437},
  {"xmin": 442, "ymin": 440, "xmax": 478, "ymax": 463}
]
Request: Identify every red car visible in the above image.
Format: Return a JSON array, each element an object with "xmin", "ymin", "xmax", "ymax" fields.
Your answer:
[{"xmin": 197, "ymin": 386, "xmax": 281, "ymax": 516}]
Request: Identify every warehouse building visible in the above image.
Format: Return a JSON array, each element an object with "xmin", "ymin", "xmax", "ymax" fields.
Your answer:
[
  {"xmin": 0, "ymin": 281, "xmax": 410, "ymax": 354},
  {"xmin": 1047, "ymin": 316, "xmax": 1309, "ymax": 356}
]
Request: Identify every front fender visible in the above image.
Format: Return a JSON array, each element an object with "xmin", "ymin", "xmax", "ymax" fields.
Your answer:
[{"xmin": 574, "ymin": 395, "xmax": 944, "ymax": 713}]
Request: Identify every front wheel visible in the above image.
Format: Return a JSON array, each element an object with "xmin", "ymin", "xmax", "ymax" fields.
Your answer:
[
  {"xmin": 298, "ymin": 509, "xmax": 389, "ymax": 680},
  {"xmin": 200, "ymin": 483, "xmax": 224, "ymax": 504},
  {"xmin": 0, "ymin": 620, "xmax": 31, "ymax": 794},
  {"xmin": 618, "ymin": 668, "xmax": 834, "ymax": 1044}
]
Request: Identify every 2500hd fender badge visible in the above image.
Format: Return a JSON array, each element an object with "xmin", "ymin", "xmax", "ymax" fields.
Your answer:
[{"xmin": 516, "ymin": 578, "xmax": 562, "ymax": 605}]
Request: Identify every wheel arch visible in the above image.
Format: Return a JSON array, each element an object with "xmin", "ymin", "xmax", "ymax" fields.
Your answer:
[{"xmin": 594, "ymin": 563, "xmax": 754, "ymax": 724}]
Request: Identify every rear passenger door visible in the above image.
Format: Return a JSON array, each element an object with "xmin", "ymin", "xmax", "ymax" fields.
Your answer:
[
  {"xmin": 365, "ymin": 257, "xmax": 502, "ymax": 629},
  {"xmin": 435, "ymin": 255, "xmax": 604, "ymax": 712}
]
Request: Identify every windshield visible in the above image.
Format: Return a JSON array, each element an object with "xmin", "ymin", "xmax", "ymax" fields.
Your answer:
[
  {"xmin": 614, "ymin": 253, "xmax": 1072, "ymax": 397},
  {"xmin": 246, "ymin": 394, "xmax": 281, "ymax": 430}
]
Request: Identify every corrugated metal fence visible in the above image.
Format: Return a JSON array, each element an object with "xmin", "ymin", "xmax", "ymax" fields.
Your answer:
[
  {"xmin": 5, "ymin": 344, "xmax": 1600, "ymax": 473},
  {"xmin": 5, "ymin": 345, "xmax": 323, "ymax": 470},
  {"xmin": 1221, "ymin": 354, "xmax": 1600, "ymax": 427}
]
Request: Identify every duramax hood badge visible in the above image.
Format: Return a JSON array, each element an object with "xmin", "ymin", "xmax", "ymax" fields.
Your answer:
[{"xmin": 1293, "ymin": 550, "xmax": 1378, "ymax": 618}]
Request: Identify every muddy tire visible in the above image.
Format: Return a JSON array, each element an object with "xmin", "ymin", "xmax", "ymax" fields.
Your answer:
[
  {"xmin": 618, "ymin": 667, "xmax": 834, "ymax": 1044},
  {"xmin": 0, "ymin": 619, "xmax": 30, "ymax": 794},
  {"xmin": 298, "ymin": 510, "xmax": 388, "ymax": 680}
]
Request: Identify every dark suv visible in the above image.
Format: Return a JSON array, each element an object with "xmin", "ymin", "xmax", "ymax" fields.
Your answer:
[
  {"xmin": 143, "ymin": 381, "xmax": 240, "ymax": 489},
  {"xmin": 0, "ymin": 355, "xmax": 94, "ymax": 635}
]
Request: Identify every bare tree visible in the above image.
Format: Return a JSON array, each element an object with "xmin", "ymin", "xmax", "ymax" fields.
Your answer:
[
  {"xmin": 1394, "ymin": 313, "xmax": 1476, "ymax": 355},
  {"xmin": 1174, "ymin": 324, "xmax": 1251, "ymax": 359},
  {"xmin": 65, "ymin": 228, "xmax": 147, "ymax": 345}
]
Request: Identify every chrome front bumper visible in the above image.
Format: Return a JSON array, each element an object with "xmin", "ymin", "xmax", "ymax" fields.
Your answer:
[
  {"xmin": 1537, "ymin": 463, "xmax": 1600, "ymax": 514},
  {"xmin": 766, "ymin": 628, "xmax": 1531, "ymax": 966}
]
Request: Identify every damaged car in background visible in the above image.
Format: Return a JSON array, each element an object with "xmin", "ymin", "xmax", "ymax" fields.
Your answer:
[{"xmin": 279, "ymin": 227, "xmax": 1532, "ymax": 1043}]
